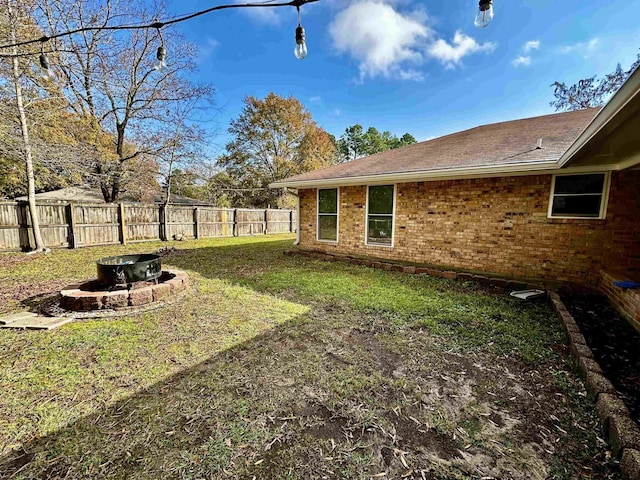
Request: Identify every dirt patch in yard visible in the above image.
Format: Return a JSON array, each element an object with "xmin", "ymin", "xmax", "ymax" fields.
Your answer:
[
  {"xmin": 0, "ymin": 253, "xmax": 31, "ymax": 269},
  {"xmin": 346, "ymin": 329, "xmax": 402, "ymax": 376},
  {"xmin": 392, "ymin": 414, "xmax": 459, "ymax": 460},
  {"xmin": 0, "ymin": 280, "xmax": 67, "ymax": 313},
  {"xmin": 300, "ymin": 404, "xmax": 351, "ymax": 441}
]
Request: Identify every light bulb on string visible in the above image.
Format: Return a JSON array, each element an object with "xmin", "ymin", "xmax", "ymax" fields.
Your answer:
[
  {"xmin": 474, "ymin": 0, "xmax": 494, "ymax": 28},
  {"xmin": 153, "ymin": 24, "xmax": 167, "ymax": 70},
  {"xmin": 294, "ymin": 6, "xmax": 307, "ymax": 60},
  {"xmin": 39, "ymin": 43, "xmax": 54, "ymax": 78},
  {"xmin": 295, "ymin": 26, "xmax": 307, "ymax": 60},
  {"xmin": 155, "ymin": 45, "xmax": 167, "ymax": 70}
]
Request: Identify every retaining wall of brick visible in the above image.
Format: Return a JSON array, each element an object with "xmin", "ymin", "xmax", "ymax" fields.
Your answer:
[{"xmin": 550, "ymin": 293, "xmax": 640, "ymax": 479}]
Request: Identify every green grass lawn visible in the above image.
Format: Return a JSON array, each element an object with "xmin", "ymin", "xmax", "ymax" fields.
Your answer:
[{"xmin": 0, "ymin": 235, "xmax": 619, "ymax": 479}]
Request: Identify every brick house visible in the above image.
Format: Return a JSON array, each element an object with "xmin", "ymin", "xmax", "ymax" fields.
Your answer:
[{"xmin": 271, "ymin": 69, "xmax": 640, "ymax": 328}]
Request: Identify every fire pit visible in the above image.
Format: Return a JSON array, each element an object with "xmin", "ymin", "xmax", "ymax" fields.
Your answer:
[
  {"xmin": 97, "ymin": 254, "xmax": 162, "ymax": 287},
  {"xmin": 56, "ymin": 253, "xmax": 188, "ymax": 314}
]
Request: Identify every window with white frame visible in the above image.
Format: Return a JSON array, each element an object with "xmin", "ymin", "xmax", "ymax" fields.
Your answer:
[
  {"xmin": 367, "ymin": 185, "xmax": 394, "ymax": 246},
  {"xmin": 549, "ymin": 173, "xmax": 609, "ymax": 219},
  {"xmin": 317, "ymin": 188, "xmax": 338, "ymax": 241}
]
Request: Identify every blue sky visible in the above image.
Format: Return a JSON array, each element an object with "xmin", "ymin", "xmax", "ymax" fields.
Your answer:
[{"xmin": 166, "ymin": 0, "xmax": 640, "ymax": 151}]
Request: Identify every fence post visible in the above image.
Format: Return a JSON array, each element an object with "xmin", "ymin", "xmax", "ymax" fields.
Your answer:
[
  {"xmin": 233, "ymin": 209, "xmax": 238, "ymax": 237},
  {"xmin": 194, "ymin": 207, "xmax": 200, "ymax": 239},
  {"xmin": 159, "ymin": 205, "xmax": 166, "ymax": 241},
  {"xmin": 264, "ymin": 209, "xmax": 268, "ymax": 235},
  {"xmin": 66, "ymin": 203, "xmax": 77, "ymax": 249},
  {"xmin": 119, "ymin": 202, "xmax": 127, "ymax": 245},
  {"xmin": 20, "ymin": 202, "xmax": 33, "ymax": 251}
]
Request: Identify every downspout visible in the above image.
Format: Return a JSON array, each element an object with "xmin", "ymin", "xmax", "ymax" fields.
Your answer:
[{"xmin": 286, "ymin": 188, "xmax": 300, "ymax": 245}]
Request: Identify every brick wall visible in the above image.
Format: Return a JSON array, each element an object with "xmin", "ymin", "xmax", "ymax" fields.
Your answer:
[
  {"xmin": 298, "ymin": 170, "xmax": 640, "ymax": 285},
  {"xmin": 599, "ymin": 270, "xmax": 640, "ymax": 331}
]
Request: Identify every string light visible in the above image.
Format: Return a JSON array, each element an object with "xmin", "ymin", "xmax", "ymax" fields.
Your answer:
[
  {"xmin": 153, "ymin": 24, "xmax": 167, "ymax": 70},
  {"xmin": 1, "ymin": 0, "xmax": 497, "ymax": 68},
  {"xmin": 0, "ymin": 0, "xmax": 321, "ymax": 69},
  {"xmin": 38, "ymin": 41, "xmax": 53, "ymax": 77},
  {"xmin": 294, "ymin": 6, "xmax": 307, "ymax": 60},
  {"xmin": 474, "ymin": 0, "xmax": 494, "ymax": 28},
  {"xmin": 0, "ymin": 1, "xmax": 320, "ymax": 49}
]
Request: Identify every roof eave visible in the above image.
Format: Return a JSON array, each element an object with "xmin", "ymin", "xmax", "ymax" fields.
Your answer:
[
  {"xmin": 270, "ymin": 158, "xmax": 632, "ymax": 189},
  {"xmin": 270, "ymin": 160, "xmax": 562, "ymax": 188},
  {"xmin": 558, "ymin": 67, "xmax": 640, "ymax": 168}
]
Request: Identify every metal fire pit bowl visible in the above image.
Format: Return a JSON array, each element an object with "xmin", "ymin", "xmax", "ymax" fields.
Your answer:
[{"xmin": 97, "ymin": 254, "xmax": 162, "ymax": 286}]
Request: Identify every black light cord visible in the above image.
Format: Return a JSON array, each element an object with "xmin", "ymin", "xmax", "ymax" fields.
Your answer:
[{"xmin": 0, "ymin": 0, "xmax": 320, "ymax": 52}]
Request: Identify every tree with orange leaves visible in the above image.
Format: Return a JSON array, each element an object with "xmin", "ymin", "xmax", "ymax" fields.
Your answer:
[{"xmin": 217, "ymin": 93, "xmax": 338, "ymax": 208}]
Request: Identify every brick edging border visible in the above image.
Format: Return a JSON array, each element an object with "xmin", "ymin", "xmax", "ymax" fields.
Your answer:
[
  {"xmin": 285, "ymin": 249, "xmax": 545, "ymax": 291},
  {"xmin": 549, "ymin": 292, "xmax": 640, "ymax": 479},
  {"xmin": 59, "ymin": 269, "xmax": 189, "ymax": 312}
]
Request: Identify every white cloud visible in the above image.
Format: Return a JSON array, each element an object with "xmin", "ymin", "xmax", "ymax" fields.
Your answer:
[
  {"xmin": 558, "ymin": 38, "xmax": 599, "ymax": 56},
  {"xmin": 328, "ymin": 1, "xmax": 430, "ymax": 81},
  {"xmin": 329, "ymin": 2, "xmax": 495, "ymax": 80},
  {"xmin": 512, "ymin": 55, "xmax": 531, "ymax": 67},
  {"xmin": 234, "ymin": 1, "xmax": 280, "ymax": 25},
  {"xmin": 396, "ymin": 69, "xmax": 425, "ymax": 80},
  {"xmin": 196, "ymin": 37, "xmax": 221, "ymax": 64},
  {"xmin": 511, "ymin": 40, "xmax": 540, "ymax": 68},
  {"xmin": 334, "ymin": 108, "xmax": 342, "ymax": 116},
  {"xmin": 309, "ymin": 96, "xmax": 322, "ymax": 104},
  {"xmin": 427, "ymin": 31, "xmax": 496, "ymax": 69}
]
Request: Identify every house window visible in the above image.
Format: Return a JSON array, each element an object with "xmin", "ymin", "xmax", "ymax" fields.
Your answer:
[
  {"xmin": 367, "ymin": 185, "xmax": 395, "ymax": 246},
  {"xmin": 549, "ymin": 173, "xmax": 609, "ymax": 219},
  {"xmin": 317, "ymin": 188, "xmax": 338, "ymax": 242}
]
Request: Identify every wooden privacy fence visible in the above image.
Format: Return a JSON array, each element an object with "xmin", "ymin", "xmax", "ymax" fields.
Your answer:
[{"xmin": 0, "ymin": 201, "xmax": 297, "ymax": 252}]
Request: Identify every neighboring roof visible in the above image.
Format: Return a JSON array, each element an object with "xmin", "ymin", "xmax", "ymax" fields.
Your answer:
[
  {"xmin": 271, "ymin": 108, "xmax": 600, "ymax": 188},
  {"xmin": 15, "ymin": 187, "xmax": 211, "ymax": 206},
  {"xmin": 14, "ymin": 186, "xmax": 105, "ymax": 203}
]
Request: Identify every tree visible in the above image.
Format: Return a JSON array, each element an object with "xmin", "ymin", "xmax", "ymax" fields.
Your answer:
[
  {"xmin": 338, "ymin": 124, "xmax": 366, "ymax": 161},
  {"xmin": 1, "ymin": 0, "xmax": 48, "ymax": 251},
  {"xmin": 217, "ymin": 93, "xmax": 337, "ymax": 208},
  {"xmin": 397, "ymin": 133, "xmax": 417, "ymax": 148},
  {"xmin": 36, "ymin": 0, "xmax": 214, "ymax": 202},
  {"xmin": 364, "ymin": 127, "xmax": 387, "ymax": 155},
  {"xmin": 338, "ymin": 124, "xmax": 418, "ymax": 161},
  {"xmin": 201, "ymin": 171, "xmax": 238, "ymax": 208},
  {"xmin": 551, "ymin": 53, "xmax": 640, "ymax": 111},
  {"xmin": 151, "ymin": 96, "xmax": 209, "ymax": 238}
]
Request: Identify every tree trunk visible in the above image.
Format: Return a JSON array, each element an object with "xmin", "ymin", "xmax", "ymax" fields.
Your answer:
[
  {"xmin": 7, "ymin": 0, "xmax": 46, "ymax": 252},
  {"xmin": 109, "ymin": 122, "xmax": 126, "ymax": 203},
  {"xmin": 160, "ymin": 168, "xmax": 173, "ymax": 241}
]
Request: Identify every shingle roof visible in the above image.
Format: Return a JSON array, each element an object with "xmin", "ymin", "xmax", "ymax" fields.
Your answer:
[
  {"xmin": 14, "ymin": 187, "xmax": 105, "ymax": 203},
  {"xmin": 272, "ymin": 108, "xmax": 600, "ymax": 187}
]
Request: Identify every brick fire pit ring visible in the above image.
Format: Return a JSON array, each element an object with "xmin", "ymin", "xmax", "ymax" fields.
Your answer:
[{"xmin": 59, "ymin": 269, "xmax": 188, "ymax": 312}]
